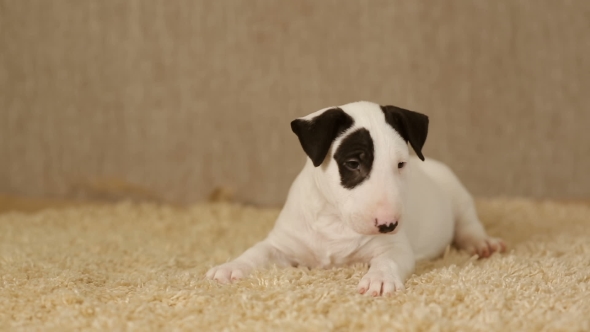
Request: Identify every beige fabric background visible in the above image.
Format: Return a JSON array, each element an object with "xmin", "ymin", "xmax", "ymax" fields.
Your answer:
[{"xmin": 1, "ymin": 0, "xmax": 589, "ymax": 206}]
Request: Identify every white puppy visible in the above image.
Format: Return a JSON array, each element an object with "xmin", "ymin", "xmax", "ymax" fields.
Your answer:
[{"xmin": 206, "ymin": 101, "xmax": 505, "ymax": 296}]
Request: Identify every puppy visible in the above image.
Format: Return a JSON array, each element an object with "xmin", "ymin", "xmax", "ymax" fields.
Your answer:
[{"xmin": 206, "ymin": 101, "xmax": 505, "ymax": 296}]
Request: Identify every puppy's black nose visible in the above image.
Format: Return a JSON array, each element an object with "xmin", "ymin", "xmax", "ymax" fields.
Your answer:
[{"xmin": 378, "ymin": 221, "xmax": 398, "ymax": 234}]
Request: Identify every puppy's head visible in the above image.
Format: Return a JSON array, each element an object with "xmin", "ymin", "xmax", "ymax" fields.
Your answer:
[{"xmin": 291, "ymin": 101, "xmax": 428, "ymax": 235}]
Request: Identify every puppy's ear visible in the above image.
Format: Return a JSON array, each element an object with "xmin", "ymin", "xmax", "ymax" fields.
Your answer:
[
  {"xmin": 291, "ymin": 108, "xmax": 354, "ymax": 167},
  {"xmin": 381, "ymin": 105, "xmax": 429, "ymax": 161}
]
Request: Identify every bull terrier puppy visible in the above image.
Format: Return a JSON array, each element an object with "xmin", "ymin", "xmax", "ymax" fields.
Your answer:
[{"xmin": 206, "ymin": 101, "xmax": 505, "ymax": 296}]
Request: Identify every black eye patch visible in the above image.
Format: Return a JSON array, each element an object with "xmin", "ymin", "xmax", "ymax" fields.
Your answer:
[{"xmin": 333, "ymin": 128, "xmax": 374, "ymax": 189}]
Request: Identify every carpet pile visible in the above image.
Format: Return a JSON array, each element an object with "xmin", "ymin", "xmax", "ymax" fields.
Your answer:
[{"xmin": 1, "ymin": 198, "xmax": 589, "ymax": 331}]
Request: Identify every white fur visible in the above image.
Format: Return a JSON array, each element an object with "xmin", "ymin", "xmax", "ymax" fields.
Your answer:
[{"xmin": 206, "ymin": 101, "xmax": 505, "ymax": 296}]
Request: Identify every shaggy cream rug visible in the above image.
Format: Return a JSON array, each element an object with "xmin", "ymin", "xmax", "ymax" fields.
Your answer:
[{"xmin": 1, "ymin": 198, "xmax": 589, "ymax": 331}]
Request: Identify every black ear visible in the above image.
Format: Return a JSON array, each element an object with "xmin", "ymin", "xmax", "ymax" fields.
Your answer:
[
  {"xmin": 291, "ymin": 108, "xmax": 355, "ymax": 167},
  {"xmin": 381, "ymin": 105, "xmax": 429, "ymax": 161}
]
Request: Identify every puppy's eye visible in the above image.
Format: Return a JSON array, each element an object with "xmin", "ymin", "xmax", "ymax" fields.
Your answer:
[
  {"xmin": 344, "ymin": 160, "xmax": 360, "ymax": 171},
  {"xmin": 398, "ymin": 162, "xmax": 406, "ymax": 169}
]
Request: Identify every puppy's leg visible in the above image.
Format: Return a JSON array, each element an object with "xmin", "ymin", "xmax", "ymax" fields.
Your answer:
[
  {"xmin": 205, "ymin": 240, "xmax": 288, "ymax": 283},
  {"xmin": 445, "ymin": 173, "xmax": 506, "ymax": 258},
  {"xmin": 357, "ymin": 232, "xmax": 415, "ymax": 297},
  {"xmin": 452, "ymin": 196, "xmax": 506, "ymax": 258},
  {"xmin": 421, "ymin": 159, "xmax": 506, "ymax": 258}
]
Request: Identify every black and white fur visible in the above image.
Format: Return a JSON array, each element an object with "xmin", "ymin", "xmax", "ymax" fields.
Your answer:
[{"xmin": 206, "ymin": 101, "xmax": 505, "ymax": 296}]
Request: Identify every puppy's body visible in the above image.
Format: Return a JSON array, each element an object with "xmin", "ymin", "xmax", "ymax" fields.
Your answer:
[
  {"xmin": 206, "ymin": 101, "xmax": 504, "ymax": 296},
  {"xmin": 268, "ymin": 156, "xmax": 453, "ymax": 267}
]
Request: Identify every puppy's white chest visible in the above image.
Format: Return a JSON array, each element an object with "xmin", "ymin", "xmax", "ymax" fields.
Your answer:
[{"xmin": 296, "ymin": 219, "xmax": 371, "ymax": 268}]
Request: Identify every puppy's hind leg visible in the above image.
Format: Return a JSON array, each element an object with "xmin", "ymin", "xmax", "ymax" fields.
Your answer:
[
  {"xmin": 452, "ymin": 194, "xmax": 506, "ymax": 258},
  {"xmin": 422, "ymin": 159, "xmax": 506, "ymax": 258}
]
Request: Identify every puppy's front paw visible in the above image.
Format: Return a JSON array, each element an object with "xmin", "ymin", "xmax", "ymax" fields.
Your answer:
[
  {"xmin": 205, "ymin": 262, "xmax": 251, "ymax": 284},
  {"xmin": 461, "ymin": 236, "xmax": 506, "ymax": 259},
  {"xmin": 357, "ymin": 270, "xmax": 405, "ymax": 297}
]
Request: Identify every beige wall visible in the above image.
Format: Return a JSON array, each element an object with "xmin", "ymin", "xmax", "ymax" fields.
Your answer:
[{"xmin": 1, "ymin": 0, "xmax": 589, "ymax": 206}]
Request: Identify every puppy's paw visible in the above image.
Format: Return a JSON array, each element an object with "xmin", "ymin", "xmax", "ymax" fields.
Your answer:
[
  {"xmin": 461, "ymin": 236, "xmax": 506, "ymax": 259},
  {"xmin": 205, "ymin": 261, "xmax": 251, "ymax": 284},
  {"xmin": 357, "ymin": 270, "xmax": 405, "ymax": 297}
]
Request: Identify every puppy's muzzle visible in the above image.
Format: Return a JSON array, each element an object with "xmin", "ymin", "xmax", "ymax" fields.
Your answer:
[{"xmin": 377, "ymin": 221, "xmax": 398, "ymax": 234}]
